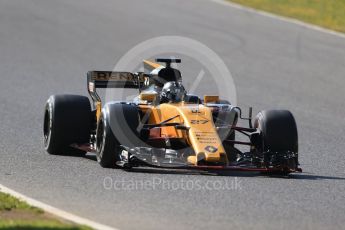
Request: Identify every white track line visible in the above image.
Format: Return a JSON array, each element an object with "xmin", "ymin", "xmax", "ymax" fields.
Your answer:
[
  {"xmin": 211, "ymin": 0, "xmax": 345, "ymax": 39},
  {"xmin": 0, "ymin": 184, "xmax": 119, "ymax": 230}
]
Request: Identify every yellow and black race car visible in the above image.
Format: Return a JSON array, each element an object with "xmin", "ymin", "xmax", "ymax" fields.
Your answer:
[{"xmin": 43, "ymin": 58, "xmax": 301, "ymax": 174}]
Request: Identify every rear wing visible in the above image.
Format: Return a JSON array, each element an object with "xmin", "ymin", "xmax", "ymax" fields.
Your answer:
[
  {"xmin": 87, "ymin": 71, "xmax": 149, "ymax": 106},
  {"xmin": 87, "ymin": 71, "xmax": 146, "ymax": 89}
]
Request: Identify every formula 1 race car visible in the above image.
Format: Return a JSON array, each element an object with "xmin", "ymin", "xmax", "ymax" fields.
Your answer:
[{"xmin": 43, "ymin": 58, "xmax": 301, "ymax": 174}]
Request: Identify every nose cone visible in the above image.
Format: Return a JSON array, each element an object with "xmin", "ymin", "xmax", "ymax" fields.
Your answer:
[{"xmin": 177, "ymin": 105, "xmax": 228, "ymax": 166}]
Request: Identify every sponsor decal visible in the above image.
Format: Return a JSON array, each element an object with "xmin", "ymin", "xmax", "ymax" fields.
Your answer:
[
  {"xmin": 204, "ymin": 145, "xmax": 218, "ymax": 153},
  {"xmin": 91, "ymin": 71, "xmax": 136, "ymax": 81}
]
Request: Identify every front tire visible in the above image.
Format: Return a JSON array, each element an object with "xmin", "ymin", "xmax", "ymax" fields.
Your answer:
[
  {"xmin": 43, "ymin": 95, "xmax": 91, "ymax": 155},
  {"xmin": 254, "ymin": 110, "xmax": 298, "ymax": 170}
]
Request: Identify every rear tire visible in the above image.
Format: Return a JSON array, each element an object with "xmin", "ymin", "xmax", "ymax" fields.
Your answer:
[
  {"xmin": 43, "ymin": 95, "xmax": 91, "ymax": 156},
  {"xmin": 96, "ymin": 104, "xmax": 140, "ymax": 168}
]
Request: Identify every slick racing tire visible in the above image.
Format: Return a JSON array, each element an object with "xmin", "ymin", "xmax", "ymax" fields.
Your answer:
[
  {"xmin": 254, "ymin": 110, "xmax": 298, "ymax": 152},
  {"xmin": 44, "ymin": 95, "xmax": 91, "ymax": 156},
  {"xmin": 254, "ymin": 110, "xmax": 298, "ymax": 171},
  {"xmin": 96, "ymin": 103, "xmax": 140, "ymax": 168}
]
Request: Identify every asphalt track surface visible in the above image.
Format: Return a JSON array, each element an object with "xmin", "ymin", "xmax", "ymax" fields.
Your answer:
[{"xmin": 1, "ymin": 1, "xmax": 345, "ymax": 230}]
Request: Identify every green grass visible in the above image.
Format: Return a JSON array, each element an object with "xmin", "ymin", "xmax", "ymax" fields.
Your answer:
[
  {"xmin": 0, "ymin": 220, "xmax": 92, "ymax": 230},
  {"xmin": 0, "ymin": 193, "xmax": 41, "ymax": 213},
  {"xmin": 228, "ymin": 0, "xmax": 345, "ymax": 33},
  {"xmin": 0, "ymin": 192, "xmax": 92, "ymax": 230}
]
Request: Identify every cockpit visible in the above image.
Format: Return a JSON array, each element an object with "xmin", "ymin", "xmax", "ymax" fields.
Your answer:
[{"xmin": 136, "ymin": 58, "xmax": 189, "ymax": 104}]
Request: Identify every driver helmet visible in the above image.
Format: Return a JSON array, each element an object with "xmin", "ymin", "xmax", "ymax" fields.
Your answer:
[{"xmin": 160, "ymin": 81, "xmax": 186, "ymax": 103}]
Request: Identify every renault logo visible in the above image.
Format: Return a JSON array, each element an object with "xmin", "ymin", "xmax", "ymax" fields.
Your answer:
[{"xmin": 204, "ymin": 146, "xmax": 217, "ymax": 153}]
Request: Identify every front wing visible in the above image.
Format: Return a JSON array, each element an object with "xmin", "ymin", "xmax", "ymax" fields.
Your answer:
[{"xmin": 72, "ymin": 143, "xmax": 302, "ymax": 173}]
